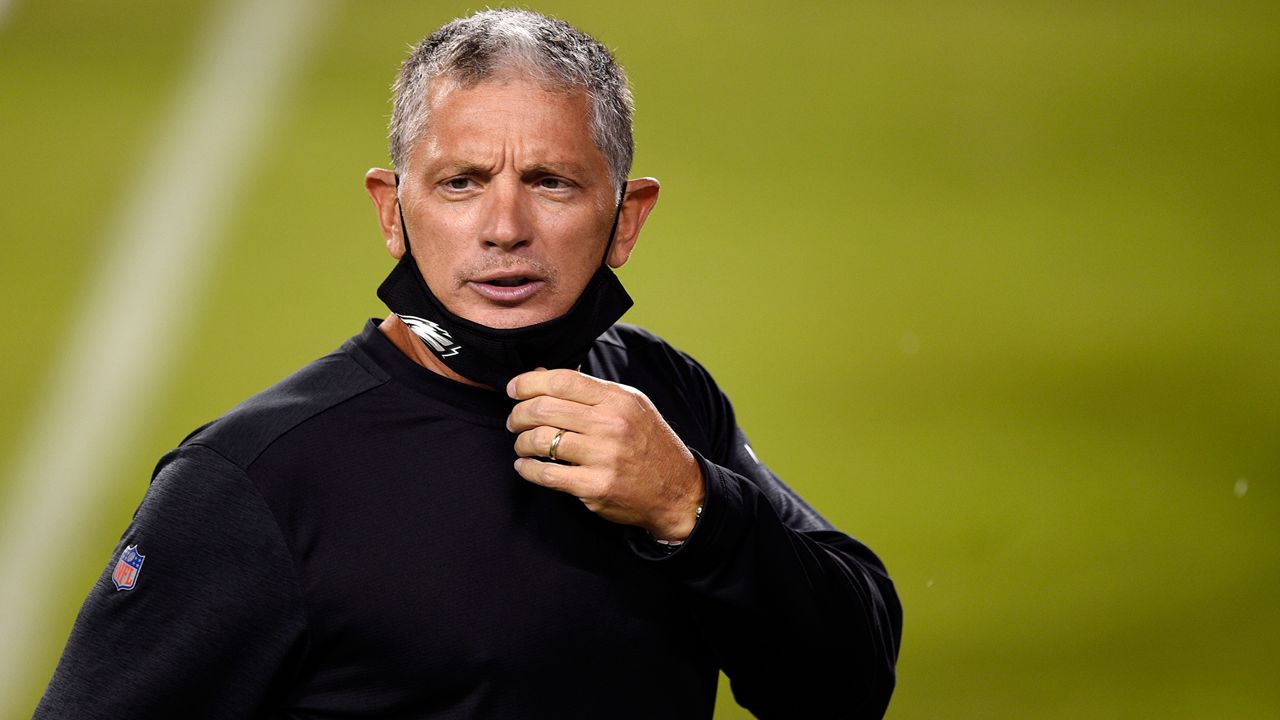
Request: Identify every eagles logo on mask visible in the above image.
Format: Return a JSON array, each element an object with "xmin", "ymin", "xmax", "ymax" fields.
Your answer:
[{"xmin": 376, "ymin": 176, "xmax": 634, "ymax": 391}]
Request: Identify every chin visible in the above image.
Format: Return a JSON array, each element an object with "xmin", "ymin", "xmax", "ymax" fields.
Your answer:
[{"xmin": 468, "ymin": 305, "xmax": 561, "ymax": 330}]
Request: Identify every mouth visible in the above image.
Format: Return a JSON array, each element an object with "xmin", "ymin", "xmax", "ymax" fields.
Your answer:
[
  {"xmin": 485, "ymin": 276, "xmax": 533, "ymax": 287},
  {"xmin": 467, "ymin": 271, "xmax": 546, "ymax": 304}
]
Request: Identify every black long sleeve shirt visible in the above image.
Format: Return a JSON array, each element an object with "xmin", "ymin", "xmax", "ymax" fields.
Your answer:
[{"xmin": 36, "ymin": 320, "xmax": 901, "ymax": 719}]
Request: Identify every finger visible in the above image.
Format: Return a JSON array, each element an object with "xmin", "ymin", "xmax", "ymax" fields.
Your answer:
[
  {"xmin": 513, "ymin": 426, "xmax": 589, "ymax": 464},
  {"xmin": 507, "ymin": 368, "xmax": 613, "ymax": 405},
  {"xmin": 513, "ymin": 456, "xmax": 593, "ymax": 495},
  {"xmin": 507, "ymin": 394, "xmax": 594, "ymax": 433}
]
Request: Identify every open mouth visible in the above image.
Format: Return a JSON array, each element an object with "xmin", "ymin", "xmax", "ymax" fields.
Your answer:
[
  {"xmin": 485, "ymin": 276, "xmax": 533, "ymax": 287},
  {"xmin": 469, "ymin": 273, "xmax": 545, "ymax": 303}
]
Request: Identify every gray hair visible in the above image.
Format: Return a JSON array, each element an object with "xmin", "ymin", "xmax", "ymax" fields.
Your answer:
[{"xmin": 389, "ymin": 9, "xmax": 634, "ymax": 192}]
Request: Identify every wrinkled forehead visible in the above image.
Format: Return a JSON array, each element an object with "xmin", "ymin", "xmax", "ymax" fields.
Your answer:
[
  {"xmin": 424, "ymin": 64, "xmax": 589, "ymax": 117},
  {"xmin": 411, "ymin": 75, "xmax": 608, "ymax": 176},
  {"xmin": 419, "ymin": 72, "xmax": 595, "ymax": 142}
]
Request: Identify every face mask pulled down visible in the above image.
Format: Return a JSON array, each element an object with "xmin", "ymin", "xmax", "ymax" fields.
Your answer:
[{"xmin": 376, "ymin": 183, "xmax": 633, "ymax": 391}]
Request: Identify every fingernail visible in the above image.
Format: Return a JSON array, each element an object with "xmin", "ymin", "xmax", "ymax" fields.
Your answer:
[{"xmin": 506, "ymin": 378, "xmax": 517, "ymax": 398}]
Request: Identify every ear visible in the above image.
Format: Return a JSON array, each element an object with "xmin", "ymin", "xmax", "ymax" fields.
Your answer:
[
  {"xmin": 364, "ymin": 168, "xmax": 404, "ymax": 259},
  {"xmin": 607, "ymin": 177, "xmax": 660, "ymax": 269}
]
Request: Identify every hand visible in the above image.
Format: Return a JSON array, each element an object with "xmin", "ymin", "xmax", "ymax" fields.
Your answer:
[{"xmin": 507, "ymin": 368, "xmax": 705, "ymax": 541}]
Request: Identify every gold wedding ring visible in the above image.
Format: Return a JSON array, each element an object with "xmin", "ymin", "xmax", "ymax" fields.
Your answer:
[{"xmin": 549, "ymin": 428, "xmax": 566, "ymax": 462}]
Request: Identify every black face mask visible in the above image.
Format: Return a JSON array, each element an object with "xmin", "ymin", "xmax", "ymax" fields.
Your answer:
[{"xmin": 376, "ymin": 178, "xmax": 633, "ymax": 391}]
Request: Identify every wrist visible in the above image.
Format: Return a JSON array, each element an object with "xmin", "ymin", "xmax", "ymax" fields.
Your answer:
[
  {"xmin": 650, "ymin": 504, "xmax": 703, "ymax": 547},
  {"xmin": 645, "ymin": 451, "xmax": 706, "ymax": 543}
]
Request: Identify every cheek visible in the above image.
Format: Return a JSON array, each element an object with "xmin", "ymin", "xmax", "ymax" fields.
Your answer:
[
  {"xmin": 546, "ymin": 218, "xmax": 607, "ymax": 271},
  {"xmin": 417, "ymin": 257, "xmax": 454, "ymax": 291},
  {"xmin": 411, "ymin": 222, "xmax": 467, "ymax": 289},
  {"xmin": 551, "ymin": 247, "xmax": 607, "ymax": 306}
]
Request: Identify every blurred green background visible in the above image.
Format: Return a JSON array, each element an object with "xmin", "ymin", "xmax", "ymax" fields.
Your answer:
[{"xmin": 2, "ymin": 0, "xmax": 1277, "ymax": 717}]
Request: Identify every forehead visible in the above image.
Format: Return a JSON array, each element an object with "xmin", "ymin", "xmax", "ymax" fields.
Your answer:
[{"xmin": 413, "ymin": 77, "xmax": 607, "ymax": 173}]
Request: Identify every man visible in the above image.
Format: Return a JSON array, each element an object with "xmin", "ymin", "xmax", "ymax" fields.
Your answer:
[{"xmin": 36, "ymin": 9, "xmax": 901, "ymax": 719}]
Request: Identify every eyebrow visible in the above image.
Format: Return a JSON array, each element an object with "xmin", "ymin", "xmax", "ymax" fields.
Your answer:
[
  {"xmin": 441, "ymin": 161, "xmax": 494, "ymax": 178},
  {"xmin": 520, "ymin": 162, "xmax": 588, "ymax": 179},
  {"xmin": 437, "ymin": 160, "xmax": 590, "ymax": 179}
]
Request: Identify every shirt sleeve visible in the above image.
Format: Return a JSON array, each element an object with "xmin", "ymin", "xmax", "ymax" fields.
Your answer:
[
  {"xmin": 628, "ymin": 351, "xmax": 903, "ymax": 720},
  {"xmin": 34, "ymin": 443, "xmax": 308, "ymax": 719}
]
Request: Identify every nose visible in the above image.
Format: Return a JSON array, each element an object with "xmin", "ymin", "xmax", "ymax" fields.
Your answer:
[{"xmin": 479, "ymin": 179, "xmax": 533, "ymax": 253}]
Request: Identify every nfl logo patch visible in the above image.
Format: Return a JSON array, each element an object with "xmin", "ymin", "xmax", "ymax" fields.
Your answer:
[{"xmin": 112, "ymin": 545, "xmax": 145, "ymax": 591}]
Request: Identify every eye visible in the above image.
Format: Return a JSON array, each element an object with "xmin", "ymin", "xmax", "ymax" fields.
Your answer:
[
  {"xmin": 444, "ymin": 177, "xmax": 472, "ymax": 190},
  {"xmin": 538, "ymin": 177, "xmax": 571, "ymax": 190}
]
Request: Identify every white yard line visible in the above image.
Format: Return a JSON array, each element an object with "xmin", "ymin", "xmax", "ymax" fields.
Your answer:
[{"xmin": 0, "ymin": 0, "xmax": 333, "ymax": 707}]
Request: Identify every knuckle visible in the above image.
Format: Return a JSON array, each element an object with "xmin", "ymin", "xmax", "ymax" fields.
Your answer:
[
  {"xmin": 583, "ymin": 477, "xmax": 607, "ymax": 501},
  {"xmin": 528, "ymin": 396, "xmax": 550, "ymax": 422},
  {"xmin": 541, "ymin": 463, "xmax": 565, "ymax": 486},
  {"xmin": 592, "ymin": 469, "xmax": 617, "ymax": 497},
  {"xmin": 602, "ymin": 413, "xmax": 629, "ymax": 437},
  {"xmin": 525, "ymin": 430, "xmax": 545, "ymax": 454},
  {"xmin": 628, "ymin": 389, "xmax": 655, "ymax": 414},
  {"xmin": 548, "ymin": 370, "xmax": 575, "ymax": 397}
]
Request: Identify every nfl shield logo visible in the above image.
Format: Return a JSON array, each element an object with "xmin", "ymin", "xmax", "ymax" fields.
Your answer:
[{"xmin": 112, "ymin": 545, "xmax": 145, "ymax": 591}]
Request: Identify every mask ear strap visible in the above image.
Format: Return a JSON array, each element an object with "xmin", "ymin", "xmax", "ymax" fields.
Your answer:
[
  {"xmin": 394, "ymin": 173, "xmax": 414, "ymax": 255},
  {"xmin": 601, "ymin": 184, "xmax": 627, "ymax": 268}
]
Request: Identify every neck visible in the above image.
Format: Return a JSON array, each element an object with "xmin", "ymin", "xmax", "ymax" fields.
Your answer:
[{"xmin": 379, "ymin": 314, "xmax": 493, "ymax": 391}]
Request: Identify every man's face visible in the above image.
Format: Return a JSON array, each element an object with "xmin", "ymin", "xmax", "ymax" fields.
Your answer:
[{"xmin": 395, "ymin": 77, "xmax": 619, "ymax": 329}]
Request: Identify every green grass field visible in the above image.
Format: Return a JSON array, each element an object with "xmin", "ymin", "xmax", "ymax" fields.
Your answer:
[{"xmin": 2, "ymin": 1, "xmax": 1277, "ymax": 717}]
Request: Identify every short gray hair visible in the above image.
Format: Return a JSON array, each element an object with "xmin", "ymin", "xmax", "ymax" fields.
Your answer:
[{"xmin": 389, "ymin": 9, "xmax": 634, "ymax": 192}]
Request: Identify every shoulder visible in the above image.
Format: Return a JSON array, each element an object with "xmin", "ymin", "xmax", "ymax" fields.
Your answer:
[
  {"xmin": 592, "ymin": 323, "xmax": 709, "ymax": 382},
  {"xmin": 182, "ymin": 342, "xmax": 389, "ymax": 471},
  {"xmin": 598, "ymin": 322, "xmax": 666, "ymax": 349}
]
